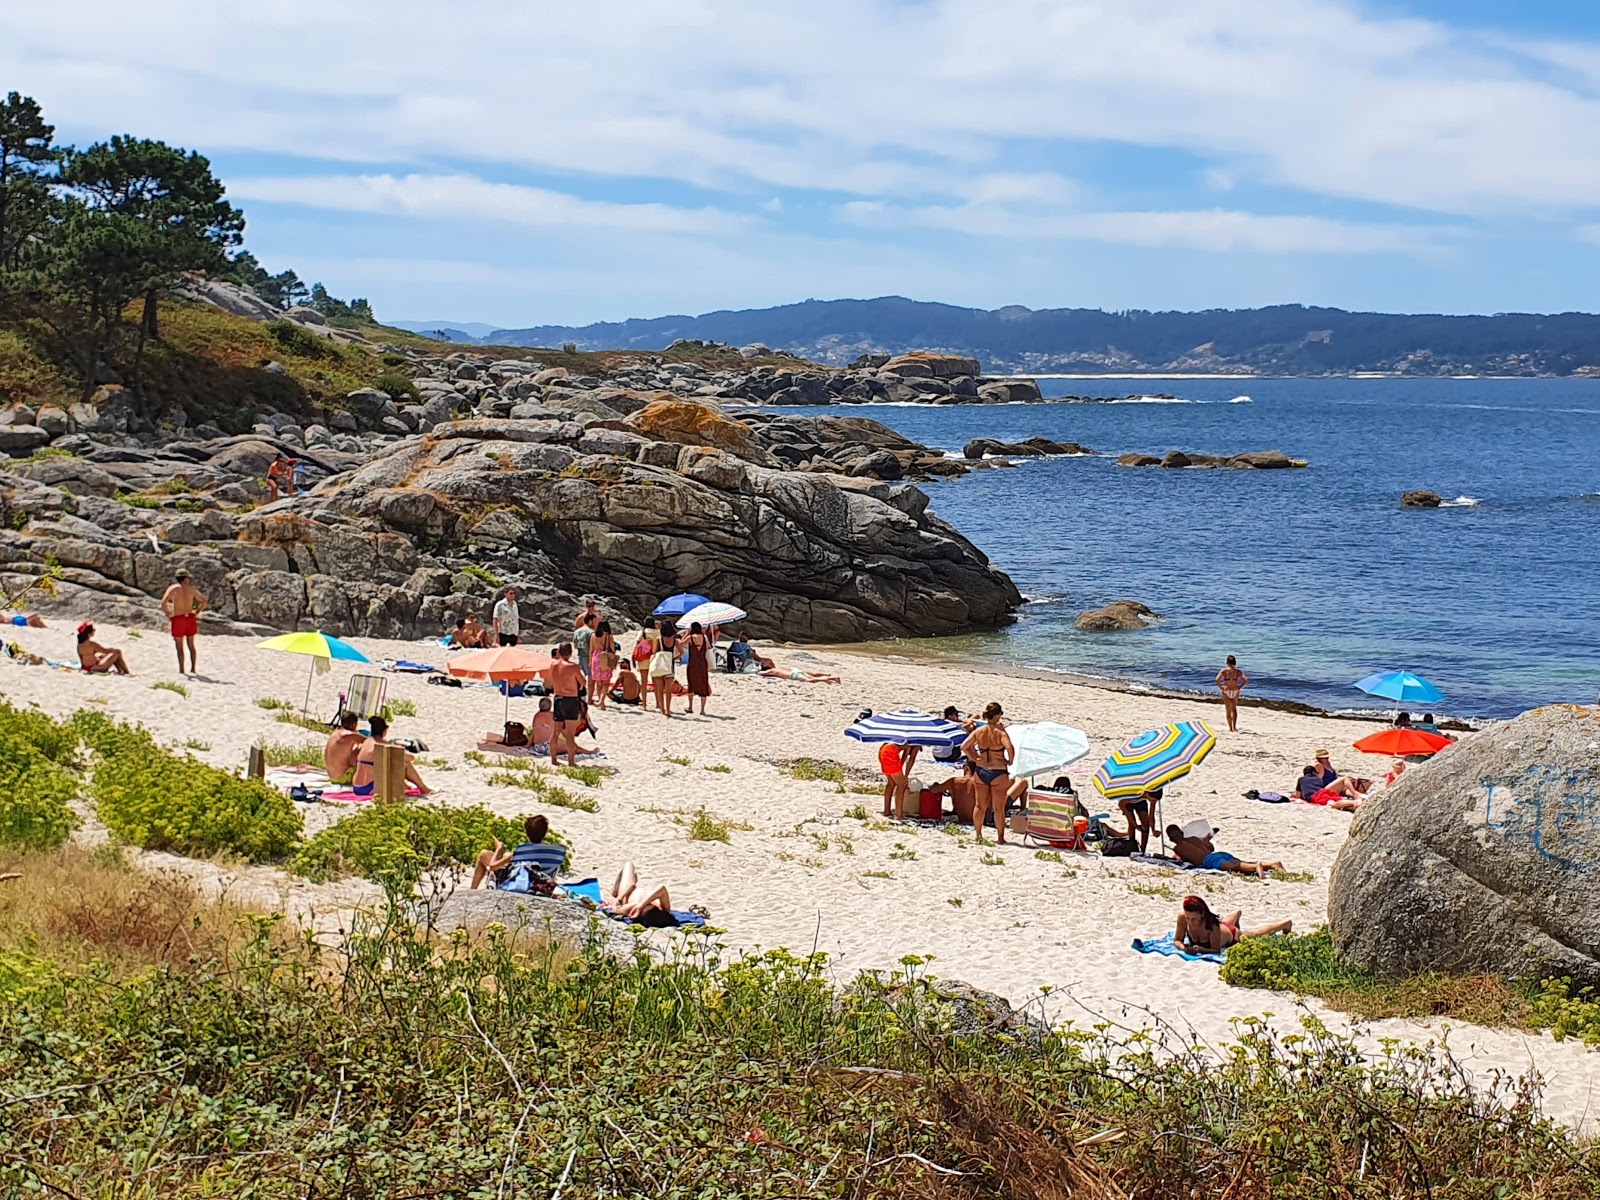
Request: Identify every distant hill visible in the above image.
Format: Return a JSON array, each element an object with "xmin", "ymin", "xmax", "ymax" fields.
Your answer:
[
  {"xmin": 388, "ymin": 320, "xmax": 502, "ymax": 341},
  {"xmin": 476, "ymin": 298, "xmax": 1600, "ymax": 376}
]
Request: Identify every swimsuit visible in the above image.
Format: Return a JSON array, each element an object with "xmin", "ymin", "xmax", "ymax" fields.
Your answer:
[
  {"xmin": 878, "ymin": 743, "xmax": 904, "ymax": 776},
  {"xmin": 169, "ymin": 612, "xmax": 198, "ymax": 638},
  {"xmin": 1201, "ymin": 851, "xmax": 1239, "ymax": 871},
  {"xmin": 973, "ymin": 765, "xmax": 1007, "ymax": 785},
  {"xmin": 552, "ymin": 695, "xmax": 582, "ymax": 722}
]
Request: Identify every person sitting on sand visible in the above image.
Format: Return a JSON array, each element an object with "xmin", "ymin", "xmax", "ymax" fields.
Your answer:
[
  {"xmin": 1175, "ymin": 895, "xmax": 1292, "ymax": 954},
  {"xmin": 323, "ymin": 713, "xmax": 365, "ymax": 784},
  {"xmin": 759, "ymin": 665, "xmax": 841, "ymax": 683},
  {"xmin": 611, "ymin": 659, "xmax": 644, "ymax": 705},
  {"xmin": 350, "ymin": 715, "xmax": 432, "ymax": 798},
  {"xmin": 1165, "ymin": 824, "xmax": 1283, "ymax": 878},
  {"xmin": 470, "ymin": 815, "xmax": 566, "ymax": 889},
  {"xmin": 931, "ymin": 706, "xmax": 976, "ymax": 769},
  {"xmin": 601, "ymin": 861, "xmax": 681, "ymax": 926},
  {"xmin": 1393, "ymin": 711, "xmax": 1413, "ymax": 729},
  {"xmin": 449, "ymin": 613, "xmax": 488, "ymax": 648},
  {"xmin": 76, "ymin": 622, "xmax": 130, "ymax": 675},
  {"xmin": 1385, "ymin": 758, "xmax": 1407, "ymax": 786}
]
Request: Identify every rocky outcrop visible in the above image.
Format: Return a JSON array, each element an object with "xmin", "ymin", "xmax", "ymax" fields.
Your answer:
[
  {"xmin": 0, "ymin": 404, "xmax": 1020, "ymax": 644},
  {"xmin": 1329, "ymin": 706, "xmax": 1600, "ymax": 986},
  {"xmin": 428, "ymin": 889, "xmax": 636, "ymax": 958},
  {"xmin": 963, "ymin": 437, "xmax": 1095, "ymax": 459},
  {"xmin": 1401, "ymin": 490, "xmax": 1443, "ymax": 508},
  {"xmin": 1074, "ymin": 599, "xmax": 1161, "ymax": 631},
  {"xmin": 1118, "ymin": 449, "xmax": 1304, "ymax": 469}
]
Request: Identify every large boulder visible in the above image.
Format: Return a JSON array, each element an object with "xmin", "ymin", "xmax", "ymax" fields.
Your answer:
[
  {"xmin": 1330, "ymin": 706, "xmax": 1600, "ymax": 985},
  {"xmin": 623, "ymin": 399, "xmax": 777, "ymax": 466},
  {"xmin": 883, "ymin": 352, "xmax": 982, "ymax": 380},
  {"xmin": 1074, "ymin": 599, "xmax": 1160, "ymax": 631},
  {"xmin": 976, "ymin": 379, "xmax": 1043, "ymax": 404}
]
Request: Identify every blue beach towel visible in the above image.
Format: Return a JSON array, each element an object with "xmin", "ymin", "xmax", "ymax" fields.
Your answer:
[
  {"xmin": 1131, "ymin": 933, "xmax": 1227, "ymax": 964},
  {"xmin": 560, "ymin": 878, "xmax": 707, "ymax": 928}
]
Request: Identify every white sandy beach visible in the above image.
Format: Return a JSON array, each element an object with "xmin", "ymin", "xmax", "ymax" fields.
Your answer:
[{"xmin": 7, "ymin": 615, "xmax": 1599, "ymax": 1127}]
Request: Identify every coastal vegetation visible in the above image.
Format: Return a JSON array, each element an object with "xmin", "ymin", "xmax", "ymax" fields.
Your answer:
[{"xmin": 3, "ymin": 848, "xmax": 1600, "ymax": 1197}]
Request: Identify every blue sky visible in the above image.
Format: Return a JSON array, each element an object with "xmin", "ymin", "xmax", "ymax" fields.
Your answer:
[{"xmin": 5, "ymin": 0, "xmax": 1600, "ymax": 327}]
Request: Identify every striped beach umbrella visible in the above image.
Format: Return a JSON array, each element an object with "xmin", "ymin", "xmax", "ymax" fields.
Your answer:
[
  {"xmin": 1092, "ymin": 721, "xmax": 1217, "ymax": 800},
  {"xmin": 677, "ymin": 600, "xmax": 747, "ymax": 627},
  {"xmin": 845, "ymin": 709, "xmax": 968, "ymax": 749}
]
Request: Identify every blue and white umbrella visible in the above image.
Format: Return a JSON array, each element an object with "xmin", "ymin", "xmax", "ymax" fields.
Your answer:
[
  {"xmin": 845, "ymin": 709, "xmax": 968, "ymax": 749},
  {"xmin": 654, "ymin": 592, "xmax": 711, "ymax": 617},
  {"xmin": 1355, "ymin": 670, "xmax": 1444, "ymax": 706}
]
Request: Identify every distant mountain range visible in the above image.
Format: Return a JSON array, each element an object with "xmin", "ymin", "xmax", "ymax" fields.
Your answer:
[{"xmin": 395, "ymin": 298, "xmax": 1600, "ymax": 376}]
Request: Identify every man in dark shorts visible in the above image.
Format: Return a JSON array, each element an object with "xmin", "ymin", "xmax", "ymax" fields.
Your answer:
[
  {"xmin": 160, "ymin": 569, "xmax": 207, "ymax": 674},
  {"xmin": 544, "ymin": 642, "xmax": 587, "ymax": 768}
]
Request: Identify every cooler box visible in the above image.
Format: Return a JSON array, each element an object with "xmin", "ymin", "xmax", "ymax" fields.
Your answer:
[{"xmin": 917, "ymin": 788, "xmax": 943, "ymax": 821}]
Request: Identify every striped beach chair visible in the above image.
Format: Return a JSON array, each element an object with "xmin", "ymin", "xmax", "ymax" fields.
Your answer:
[
  {"xmin": 1023, "ymin": 788, "xmax": 1086, "ymax": 848},
  {"xmin": 338, "ymin": 673, "xmax": 388, "ymax": 722}
]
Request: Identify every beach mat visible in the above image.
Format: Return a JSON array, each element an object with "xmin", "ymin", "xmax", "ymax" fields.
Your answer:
[
  {"xmin": 320, "ymin": 784, "xmax": 427, "ymax": 803},
  {"xmin": 560, "ymin": 878, "xmax": 706, "ymax": 928},
  {"xmin": 1129, "ymin": 852, "xmax": 1226, "ymax": 874},
  {"xmin": 1131, "ymin": 933, "xmax": 1226, "ymax": 964},
  {"xmin": 476, "ymin": 740, "xmax": 608, "ymax": 762}
]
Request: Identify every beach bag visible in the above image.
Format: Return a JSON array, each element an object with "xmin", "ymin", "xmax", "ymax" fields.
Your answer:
[
  {"xmin": 649, "ymin": 650, "xmax": 673, "ymax": 678},
  {"xmin": 1101, "ymin": 835, "xmax": 1138, "ymax": 858},
  {"xmin": 499, "ymin": 864, "xmax": 555, "ymax": 896},
  {"xmin": 503, "ymin": 721, "xmax": 528, "ymax": 747},
  {"xmin": 600, "ymin": 649, "xmax": 619, "ymax": 671}
]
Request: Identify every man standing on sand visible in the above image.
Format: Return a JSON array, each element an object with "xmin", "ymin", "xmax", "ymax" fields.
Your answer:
[
  {"xmin": 492, "ymin": 587, "xmax": 520, "ymax": 646},
  {"xmin": 574, "ymin": 599, "xmax": 598, "ymax": 630},
  {"xmin": 543, "ymin": 642, "xmax": 587, "ymax": 768},
  {"xmin": 161, "ymin": 570, "xmax": 207, "ymax": 674},
  {"xmin": 1215, "ymin": 655, "xmax": 1249, "ymax": 733}
]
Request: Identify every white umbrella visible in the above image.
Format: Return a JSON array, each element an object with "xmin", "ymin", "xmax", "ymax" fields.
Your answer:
[
  {"xmin": 677, "ymin": 600, "xmax": 747, "ymax": 627},
  {"xmin": 1009, "ymin": 722, "xmax": 1091, "ymax": 779}
]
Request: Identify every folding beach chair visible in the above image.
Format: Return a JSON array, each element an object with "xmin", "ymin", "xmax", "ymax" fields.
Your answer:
[
  {"xmin": 1022, "ymin": 787, "xmax": 1087, "ymax": 848},
  {"xmin": 337, "ymin": 673, "xmax": 388, "ymax": 722}
]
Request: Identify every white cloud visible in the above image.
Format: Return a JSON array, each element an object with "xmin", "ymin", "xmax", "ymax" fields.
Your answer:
[
  {"xmin": 4, "ymin": 0, "xmax": 1600, "ymax": 219},
  {"xmin": 227, "ymin": 172, "xmax": 743, "ymax": 234},
  {"xmin": 842, "ymin": 200, "xmax": 1459, "ymax": 255}
]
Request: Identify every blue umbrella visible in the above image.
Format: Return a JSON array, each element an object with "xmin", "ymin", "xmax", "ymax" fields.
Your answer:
[
  {"xmin": 654, "ymin": 592, "xmax": 711, "ymax": 617},
  {"xmin": 1355, "ymin": 670, "xmax": 1444, "ymax": 706},
  {"xmin": 845, "ymin": 709, "xmax": 967, "ymax": 749}
]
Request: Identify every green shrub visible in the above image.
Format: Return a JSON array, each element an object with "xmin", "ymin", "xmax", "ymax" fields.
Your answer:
[
  {"xmin": 783, "ymin": 757, "xmax": 846, "ymax": 784},
  {"xmin": 291, "ymin": 802, "xmax": 566, "ymax": 890},
  {"xmin": 267, "ymin": 319, "xmax": 336, "ymax": 360},
  {"xmin": 255, "ymin": 739, "xmax": 323, "ymax": 768},
  {"xmin": 0, "ymin": 705, "xmax": 80, "ymax": 851},
  {"xmin": 686, "ymin": 807, "xmax": 732, "ymax": 843},
  {"xmin": 254, "ymin": 697, "xmax": 293, "ymax": 711},
  {"xmin": 461, "ymin": 563, "xmax": 503, "ymax": 588},
  {"xmin": 151, "ymin": 680, "xmax": 188, "ymax": 698},
  {"xmin": 75, "ymin": 712, "xmax": 301, "ymax": 862},
  {"xmin": 374, "ymin": 371, "xmax": 420, "ymax": 403},
  {"xmin": 384, "ymin": 698, "xmax": 417, "ymax": 718}
]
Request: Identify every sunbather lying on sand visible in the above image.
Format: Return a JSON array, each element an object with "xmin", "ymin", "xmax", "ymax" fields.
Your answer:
[
  {"xmin": 602, "ymin": 861, "xmax": 679, "ymax": 926},
  {"xmin": 1165, "ymin": 824, "xmax": 1284, "ymax": 878},
  {"xmin": 1175, "ymin": 895, "xmax": 1292, "ymax": 954},
  {"xmin": 759, "ymin": 666, "xmax": 841, "ymax": 683}
]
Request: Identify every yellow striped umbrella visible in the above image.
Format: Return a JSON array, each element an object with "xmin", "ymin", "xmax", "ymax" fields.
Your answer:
[{"xmin": 1092, "ymin": 721, "xmax": 1217, "ymax": 800}]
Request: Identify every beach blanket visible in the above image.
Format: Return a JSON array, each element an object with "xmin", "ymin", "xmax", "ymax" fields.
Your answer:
[
  {"xmin": 383, "ymin": 659, "xmax": 441, "ymax": 674},
  {"xmin": 320, "ymin": 784, "xmax": 427, "ymax": 803},
  {"xmin": 46, "ymin": 658, "xmax": 85, "ymax": 673},
  {"xmin": 1129, "ymin": 852, "xmax": 1227, "ymax": 874},
  {"xmin": 266, "ymin": 766, "xmax": 332, "ymax": 792},
  {"xmin": 560, "ymin": 878, "xmax": 706, "ymax": 929},
  {"xmin": 1131, "ymin": 933, "xmax": 1226, "ymax": 964}
]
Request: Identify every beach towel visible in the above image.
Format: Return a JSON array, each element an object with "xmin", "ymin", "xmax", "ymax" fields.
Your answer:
[
  {"xmin": 1243, "ymin": 789, "xmax": 1291, "ymax": 803},
  {"xmin": 46, "ymin": 658, "xmax": 85, "ymax": 672},
  {"xmin": 383, "ymin": 659, "xmax": 441, "ymax": 674},
  {"xmin": 1129, "ymin": 852, "xmax": 1229, "ymax": 874},
  {"xmin": 476, "ymin": 739, "xmax": 608, "ymax": 762},
  {"xmin": 266, "ymin": 766, "xmax": 332, "ymax": 792},
  {"xmin": 1132, "ymin": 933, "xmax": 1226, "ymax": 964},
  {"xmin": 560, "ymin": 878, "xmax": 707, "ymax": 928},
  {"xmin": 321, "ymin": 784, "xmax": 426, "ymax": 803}
]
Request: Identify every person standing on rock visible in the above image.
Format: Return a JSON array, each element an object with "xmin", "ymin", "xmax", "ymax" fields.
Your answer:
[
  {"xmin": 1215, "ymin": 655, "xmax": 1249, "ymax": 733},
  {"xmin": 161, "ymin": 570, "xmax": 207, "ymax": 675},
  {"xmin": 492, "ymin": 588, "xmax": 520, "ymax": 647}
]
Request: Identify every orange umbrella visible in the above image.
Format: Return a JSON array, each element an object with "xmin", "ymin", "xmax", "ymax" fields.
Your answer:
[
  {"xmin": 1352, "ymin": 728, "xmax": 1453, "ymax": 757},
  {"xmin": 448, "ymin": 646, "xmax": 554, "ymax": 722}
]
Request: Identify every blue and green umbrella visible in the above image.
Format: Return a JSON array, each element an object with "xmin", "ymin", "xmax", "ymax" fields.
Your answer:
[{"xmin": 1092, "ymin": 721, "xmax": 1217, "ymax": 800}]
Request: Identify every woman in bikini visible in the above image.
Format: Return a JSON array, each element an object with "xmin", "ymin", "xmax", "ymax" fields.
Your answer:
[
  {"xmin": 1214, "ymin": 655, "xmax": 1248, "ymax": 733},
  {"xmin": 960, "ymin": 701, "xmax": 1014, "ymax": 844},
  {"xmin": 650, "ymin": 621, "xmax": 678, "ymax": 717},
  {"xmin": 1175, "ymin": 895, "xmax": 1292, "ymax": 954},
  {"xmin": 632, "ymin": 621, "xmax": 658, "ymax": 712}
]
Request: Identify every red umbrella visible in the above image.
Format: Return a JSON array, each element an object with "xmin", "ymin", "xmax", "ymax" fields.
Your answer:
[
  {"xmin": 1352, "ymin": 728, "xmax": 1453, "ymax": 757},
  {"xmin": 448, "ymin": 646, "xmax": 554, "ymax": 723}
]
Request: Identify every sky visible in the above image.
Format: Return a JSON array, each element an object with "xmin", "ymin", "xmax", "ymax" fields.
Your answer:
[{"xmin": 5, "ymin": 0, "xmax": 1600, "ymax": 328}]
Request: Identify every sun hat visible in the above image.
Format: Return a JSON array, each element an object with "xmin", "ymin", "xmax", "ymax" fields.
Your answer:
[{"xmin": 1314, "ymin": 747, "xmax": 1331, "ymax": 758}]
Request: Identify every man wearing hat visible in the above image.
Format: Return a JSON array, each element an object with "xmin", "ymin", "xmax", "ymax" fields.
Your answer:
[{"xmin": 161, "ymin": 569, "xmax": 208, "ymax": 674}]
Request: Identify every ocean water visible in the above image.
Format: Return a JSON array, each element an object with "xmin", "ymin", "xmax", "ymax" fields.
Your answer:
[{"xmin": 777, "ymin": 378, "xmax": 1600, "ymax": 719}]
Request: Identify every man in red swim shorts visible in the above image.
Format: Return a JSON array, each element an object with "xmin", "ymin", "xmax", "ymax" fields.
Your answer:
[{"xmin": 161, "ymin": 569, "xmax": 208, "ymax": 675}]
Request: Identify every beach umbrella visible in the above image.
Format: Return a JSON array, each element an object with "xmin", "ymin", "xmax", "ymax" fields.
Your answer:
[
  {"xmin": 845, "ymin": 709, "xmax": 967, "ymax": 749},
  {"xmin": 654, "ymin": 593, "xmax": 711, "ymax": 617},
  {"xmin": 677, "ymin": 600, "xmax": 747, "ymax": 627},
  {"xmin": 1009, "ymin": 722, "xmax": 1091, "ymax": 780},
  {"xmin": 1355, "ymin": 670, "xmax": 1445, "ymax": 706},
  {"xmin": 1352, "ymin": 728, "xmax": 1454, "ymax": 757},
  {"xmin": 1092, "ymin": 721, "xmax": 1217, "ymax": 800},
  {"xmin": 258, "ymin": 630, "xmax": 371, "ymax": 715},
  {"xmin": 449, "ymin": 645, "xmax": 555, "ymax": 724}
]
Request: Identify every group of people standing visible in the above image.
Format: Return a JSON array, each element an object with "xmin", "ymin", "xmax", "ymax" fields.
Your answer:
[{"xmin": 879, "ymin": 701, "xmax": 1016, "ymax": 843}]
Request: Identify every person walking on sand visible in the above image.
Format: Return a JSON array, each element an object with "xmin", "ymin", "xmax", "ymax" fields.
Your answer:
[
  {"xmin": 684, "ymin": 621, "xmax": 712, "ymax": 715},
  {"xmin": 1215, "ymin": 655, "xmax": 1248, "ymax": 733},
  {"xmin": 590, "ymin": 619, "xmax": 617, "ymax": 710},
  {"xmin": 650, "ymin": 621, "xmax": 678, "ymax": 717},
  {"xmin": 161, "ymin": 569, "xmax": 207, "ymax": 674},
  {"xmin": 961, "ymin": 702, "xmax": 1014, "ymax": 844},
  {"xmin": 544, "ymin": 642, "xmax": 587, "ymax": 767},
  {"xmin": 1175, "ymin": 895, "xmax": 1292, "ymax": 954},
  {"xmin": 492, "ymin": 587, "xmax": 520, "ymax": 647}
]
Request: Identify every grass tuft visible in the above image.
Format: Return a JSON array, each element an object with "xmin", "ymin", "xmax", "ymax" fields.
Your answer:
[{"xmin": 151, "ymin": 680, "xmax": 189, "ymax": 698}]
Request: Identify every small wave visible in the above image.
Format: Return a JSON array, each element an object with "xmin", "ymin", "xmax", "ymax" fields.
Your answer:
[
  {"xmin": 1229, "ymin": 395, "xmax": 1252, "ymax": 403},
  {"xmin": 1108, "ymin": 396, "xmax": 1193, "ymax": 404},
  {"xmin": 1562, "ymin": 492, "xmax": 1600, "ymax": 503},
  {"xmin": 1439, "ymin": 495, "xmax": 1482, "ymax": 508},
  {"xmin": 1021, "ymin": 594, "xmax": 1063, "ymax": 606}
]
